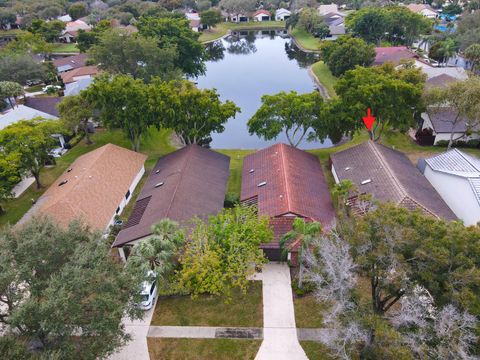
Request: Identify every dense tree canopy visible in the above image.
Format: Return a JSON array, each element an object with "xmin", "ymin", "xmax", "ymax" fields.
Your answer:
[
  {"xmin": 346, "ymin": 6, "xmax": 431, "ymax": 46},
  {"xmin": 0, "ymin": 217, "xmax": 145, "ymax": 359},
  {"xmin": 248, "ymin": 91, "xmax": 325, "ymax": 147},
  {"xmin": 332, "ymin": 63, "xmax": 426, "ymax": 140},
  {"xmin": 88, "ymin": 28, "xmax": 180, "ymax": 82},
  {"xmin": 27, "ymin": 19, "xmax": 65, "ymax": 42},
  {"xmin": 321, "ymin": 36, "xmax": 376, "ymax": 77},
  {"xmin": 68, "ymin": 2, "xmax": 88, "ymax": 21},
  {"xmin": 200, "ymin": 9, "xmax": 223, "ymax": 29},
  {"xmin": 149, "ymin": 79, "xmax": 239, "ymax": 146},
  {"xmin": 455, "ymin": 11, "xmax": 480, "ymax": 51},
  {"xmin": 0, "ymin": 53, "xmax": 45, "ymax": 85},
  {"xmin": 137, "ymin": 16, "xmax": 206, "ymax": 77},
  {"xmin": 0, "ymin": 118, "xmax": 64, "ymax": 189},
  {"xmin": 0, "ymin": 152, "xmax": 20, "ymax": 215},
  {"xmin": 57, "ymin": 93, "xmax": 94, "ymax": 145},
  {"xmin": 85, "ymin": 74, "xmax": 153, "ymax": 152},
  {"xmin": 0, "ymin": 81, "xmax": 24, "ymax": 109},
  {"xmin": 178, "ymin": 205, "xmax": 271, "ymax": 301}
]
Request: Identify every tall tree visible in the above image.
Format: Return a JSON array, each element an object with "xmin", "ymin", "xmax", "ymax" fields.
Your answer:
[
  {"xmin": 248, "ymin": 91, "xmax": 325, "ymax": 147},
  {"xmin": 27, "ymin": 19, "xmax": 65, "ymax": 42},
  {"xmin": 280, "ymin": 218, "xmax": 322, "ymax": 289},
  {"xmin": 178, "ymin": 205, "xmax": 271, "ymax": 301},
  {"xmin": 3, "ymin": 32, "xmax": 53, "ymax": 60},
  {"xmin": 88, "ymin": 29, "xmax": 180, "ymax": 82},
  {"xmin": 321, "ymin": 36, "xmax": 376, "ymax": 77},
  {"xmin": 0, "ymin": 217, "xmax": 145, "ymax": 359},
  {"xmin": 455, "ymin": 11, "xmax": 480, "ymax": 51},
  {"xmin": 68, "ymin": 2, "xmax": 88, "ymax": 21},
  {"xmin": 85, "ymin": 74, "xmax": 153, "ymax": 152},
  {"xmin": 219, "ymin": 0, "xmax": 257, "ymax": 15},
  {"xmin": 0, "ymin": 53, "xmax": 45, "ymax": 85},
  {"xmin": 464, "ymin": 43, "xmax": 480, "ymax": 73},
  {"xmin": 126, "ymin": 219, "xmax": 185, "ymax": 292},
  {"xmin": 0, "ymin": 118, "xmax": 64, "ymax": 189},
  {"xmin": 57, "ymin": 93, "xmax": 94, "ymax": 145},
  {"xmin": 200, "ymin": 9, "xmax": 223, "ymax": 29},
  {"xmin": 333, "ymin": 63, "xmax": 426, "ymax": 141},
  {"xmin": 137, "ymin": 16, "xmax": 206, "ymax": 77},
  {"xmin": 0, "ymin": 81, "xmax": 24, "ymax": 109},
  {"xmin": 424, "ymin": 76, "xmax": 480, "ymax": 149},
  {"xmin": 0, "ymin": 152, "xmax": 20, "ymax": 215},
  {"xmin": 149, "ymin": 79, "xmax": 239, "ymax": 146}
]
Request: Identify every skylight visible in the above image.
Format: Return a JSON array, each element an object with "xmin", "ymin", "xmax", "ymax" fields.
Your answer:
[
  {"xmin": 361, "ymin": 179, "xmax": 372, "ymax": 185},
  {"xmin": 257, "ymin": 181, "xmax": 267, "ymax": 187},
  {"xmin": 154, "ymin": 182, "xmax": 164, "ymax": 188},
  {"xmin": 249, "ymin": 169, "xmax": 255, "ymax": 173}
]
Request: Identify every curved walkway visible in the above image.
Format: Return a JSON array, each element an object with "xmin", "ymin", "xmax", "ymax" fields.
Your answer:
[{"xmin": 255, "ymin": 263, "xmax": 308, "ymax": 360}]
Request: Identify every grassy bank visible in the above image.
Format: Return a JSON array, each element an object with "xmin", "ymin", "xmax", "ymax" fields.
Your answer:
[
  {"xmin": 0, "ymin": 127, "xmax": 174, "ymax": 228},
  {"xmin": 290, "ymin": 27, "xmax": 322, "ymax": 51},
  {"xmin": 148, "ymin": 338, "xmax": 261, "ymax": 360},
  {"xmin": 199, "ymin": 21, "xmax": 286, "ymax": 43},
  {"xmin": 151, "ymin": 281, "xmax": 263, "ymax": 327},
  {"xmin": 217, "ymin": 149, "xmax": 255, "ymax": 196},
  {"xmin": 311, "ymin": 61, "xmax": 338, "ymax": 98},
  {"xmin": 52, "ymin": 43, "xmax": 79, "ymax": 53}
]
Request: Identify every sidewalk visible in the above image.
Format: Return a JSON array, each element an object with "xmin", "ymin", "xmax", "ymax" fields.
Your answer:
[{"xmin": 255, "ymin": 263, "xmax": 308, "ymax": 360}]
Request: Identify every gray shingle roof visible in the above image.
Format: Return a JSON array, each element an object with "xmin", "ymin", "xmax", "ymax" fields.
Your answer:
[
  {"xmin": 426, "ymin": 107, "xmax": 470, "ymax": 133},
  {"xmin": 331, "ymin": 141, "xmax": 457, "ymax": 220}
]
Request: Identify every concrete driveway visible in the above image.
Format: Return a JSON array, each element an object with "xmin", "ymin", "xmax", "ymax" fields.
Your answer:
[
  {"xmin": 255, "ymin": 263, "xmax": 308, "ymax": 360},
  {"xmin": 108, "ymin": 300, "xmax": 156, "ymax": 360}
]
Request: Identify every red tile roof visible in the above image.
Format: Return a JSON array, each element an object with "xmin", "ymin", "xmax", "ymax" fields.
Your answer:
[
  {"xmin": 253, "ymin": 9, "xmax": 272, "ymax": 16},
  {"xmin": 241, "ymin": 143, "xmax": 335, "ymax": 227}
]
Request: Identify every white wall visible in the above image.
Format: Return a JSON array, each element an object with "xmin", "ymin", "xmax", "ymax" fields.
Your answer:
[
  {"xmin": 424, "ymin": 165, "xmax": 480, "ymax": 226},
  {"xmin": 331, "ymin": 164, "xmax": 340, "ymax": 184},
  {"xmin": 105, "ymin": 165, "xmax": 145, "ymax": 231}
]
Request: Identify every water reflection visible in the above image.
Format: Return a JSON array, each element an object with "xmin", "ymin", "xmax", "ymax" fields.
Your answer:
[{"xmin": 198, "ymin": 31, "xmax": 331, "ymax": 150}]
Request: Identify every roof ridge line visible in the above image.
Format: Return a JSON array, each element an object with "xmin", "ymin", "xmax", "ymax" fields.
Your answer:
[
  {"xmin": 279, "ymin": 144, "xmax": 292, "ymax": 213},
  {"xmin": 403, "ymin": 195, "xmax": 440, "ymax": 220},
  {"xmin": 164, "ymin": 145, "xmax": 193, "ymax": 218},
  {"xmin": 368, "ymin": 141, "xmax": 408, "ymax": 198}
]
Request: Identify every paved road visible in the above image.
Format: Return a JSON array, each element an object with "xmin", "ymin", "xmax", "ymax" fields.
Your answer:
[
  {"xmin": 108, "ymin": 302, "xmax": 156, "ymax": 360},
  {"xmin": 255, "ymin": 263, "xmax": 308, "ymax": 360}
]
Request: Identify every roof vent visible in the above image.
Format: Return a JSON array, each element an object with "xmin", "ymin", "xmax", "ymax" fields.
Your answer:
[
  {"xmin": 257, "ymin": 181, "xmax": 267, "ymax": 187},
  {"xmin": 58, "ymin": 180, "xmax": 68, "ymax": 186},
  {"xmin": 361, "ymin": 179, "xmax": 372, "ymax": 185},
  {"xmin": 67, "ymin": 168, "xmax": 73, "ymax": 172},
  {"xmin": 154, "ymin": 182, "xmax": 164, "ymax": 188},
  {"xmin": 155, "ymin": 169, "xmax": 160, "ymax": 174},
  {"xmin": 344, "ymin": 167, "xmax": 351, "ymax": 171},
  {"xmin": 249, "ymin": 169, "xmax": 255, "ymax": 173}
]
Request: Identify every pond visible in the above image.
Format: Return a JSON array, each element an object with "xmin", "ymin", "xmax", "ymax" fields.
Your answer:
[{"xmin": 195, "ymin": 30, "xmax": 334, "ymax": 150}]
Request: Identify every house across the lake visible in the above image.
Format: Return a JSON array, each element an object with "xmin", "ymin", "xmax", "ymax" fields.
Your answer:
[
  {"xmin": 330, "ymin": 141, "xmax": 456, "ymax": 220},
  {"xmin": 253, "ymin": 10, "xmax": 271, "ymax": 21},
  {"xmin": 53, "ymin": 53, "xmax": 88, "ymax": 73},
  {"xmin": 406, "ymin": 4, "xmax": 438, "ymax": 18},
  {"xmin": 418, "ymin": 149, "xmax": 480, "ymax": 226},
  {"xmin": 113, "ymin": 145, "xmax": 230, "ymax": 260},
  {"xmin": 275, "ymin": 8, "xmax": 291, "ymax": 21},
  {"xmin": 241, "ymin": 143, "xmax": 335, "ymax": 261},
  {"xmin": 18, "ymin": 144, "xmax": 147, "ymax": 231}
]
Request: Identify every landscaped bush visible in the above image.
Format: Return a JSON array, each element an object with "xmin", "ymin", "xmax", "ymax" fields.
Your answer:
[
  {"xmin": 223, "ymin": 192, "xmax": 239, "ymax": 208},
  {"xmin": 435, "ymin": 139, "xmax": 480, "ymax": 148}
]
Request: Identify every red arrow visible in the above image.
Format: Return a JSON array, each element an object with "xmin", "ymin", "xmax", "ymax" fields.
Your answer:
[{"xmin": 362, "ymin": 108, "xmax": 375, "ymax": 132}]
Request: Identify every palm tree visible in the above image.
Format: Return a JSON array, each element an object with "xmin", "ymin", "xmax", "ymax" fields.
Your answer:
[
  {"xmin": 126, "ymin": 219, "xmax": 185, "ymax": 286},
  {"xmin": 437, "ymin": 38, "xmax": 457, "ymax": 67},
  {"xmin": 280, "ymin": 218, "xmax": 322, "ymax": 289}
]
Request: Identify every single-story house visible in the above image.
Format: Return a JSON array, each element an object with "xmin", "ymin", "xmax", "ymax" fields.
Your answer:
[
  {"xmin": 421, "ymin": 66, "xmax": 468, "ymax": 81},
  {"xmin": 374, "ymin": 46, "xmax": 427, "ymax": 67},
  {"xmin": 57, "ymin": 14, "xmax": 72, "ymax": 22},
  {"xmin": 58, "ymin": 20, "xmax": 92, "ymax": 43},
  {"xmin": 60, "ymin": 65, "xmax": 99, "ymax": 84},
  {"xmin": 18, "ymin": 144, "xmax": 147, "ymax": 231},
  {"xmin": 323, "ymin": 12, "xmax": 346, "ymax": 40},
  {"xmin": 253, "ymin": 10, "xmax": 271, "ymax": 21},
  {"xmin": 420, "ymin": 107, "xmax": 480, "ymax": 145},
  {"xmin": 230, "ymin": 13, "xmax": 249, "ymax": 22},
  {"xmin": 240, "ymin": 143, "xmax": 335, "ymax": 261},
  {"xmin": 185, "ymin": 12, "xmax": 203, "ymax": 32},
  {"xmin": 275, "ymin": 8, "xmax": 291, "ymax": 21},
  {"xmin": 112, "ymin": 145, "xmax": 230, "ymax": 260},
  {"xmin": 64, "ymin": 77, "xmax": 93, "ymax": 96},
  {"xmin": 425, "ymin": 73, "xmax": 459, "ymax": 88},
  {"xmin": 406, "ymin": 4, "xmax": 438, "ymax": 19},
  {"xmin": 418, "ymin": 149, "xmax": 480, "ymax": 226},
  {"xmin": 330, "ymin": 141, "xmax": 456, "ymax": 220},
  {"xmin": 53, "ymin": 53, "xmax": 88, "ymax": 73},
  {"xmin": 318, "ymin": 3, "xmax": 341, "ymax": 16},
  {"xmin": 23, "ymin": 97, "xmax": 61, "ymax": 118}
]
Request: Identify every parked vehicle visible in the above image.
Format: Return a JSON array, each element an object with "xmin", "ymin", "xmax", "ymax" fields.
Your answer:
[
  {"xmin": 42, "ymin": 85, "xmax": 61, "ymax": 93},
  {"xmin": 138, "ymin": 272, "xmax": 158, "ymax": 311}
]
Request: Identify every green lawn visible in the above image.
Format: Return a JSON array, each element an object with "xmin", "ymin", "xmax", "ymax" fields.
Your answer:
[
  {"xmin": 199, "ymin": 21, "xmax": 286, "ymax": 43},
  {"xmin": 0, "ymin": 127, "xmax": 175, "ymax": 228},
  {"xmin": 148, "ymin": 338, "xmax": 261, "ymax": 360},
  {"xmin": 216, "ymin": 149, "xmax": 255, "ymax": 196},
  {"xmin": 300, "ymin": 341, "xmax": 335, "ymax": 360},
  {"xmin": 52, "ymin": 43, "xmax": 79, "ymax": 53},
  {"xmin": 24, "ymin": 85, "xmax": 44, "ymax": 93},
  {"xmin": 151, "ymin": 281, "xmax": 263, "ymax": 327},
  {"xmin": 293, "ymin": 293, "xmax": 326, "ymax": 329},
  {"xmin": 290, "ymin": 27, "xmax": 322, "ymax": 51},
  {"xmin": 311, "ymin": 61, "xmax": 338, "ymax": 98}
]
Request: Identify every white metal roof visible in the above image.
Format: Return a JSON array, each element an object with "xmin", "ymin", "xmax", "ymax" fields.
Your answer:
[{"xmin": 0, "ymin": 105, "xmax": 58, "ymax": 130}]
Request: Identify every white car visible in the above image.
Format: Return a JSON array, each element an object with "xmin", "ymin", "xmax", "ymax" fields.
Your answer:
[
  {"xmin": 138, "ymin": 273, "xmax": 158, "ymax": 311},
  {"xmin": 42, "ymin": 85, "xmax": 61, "ymax": 93}
]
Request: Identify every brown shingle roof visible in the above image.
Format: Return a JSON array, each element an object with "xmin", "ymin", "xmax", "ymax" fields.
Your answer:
[
  {"xmin": 34, "ymin": 144, "xmax": 147, "ymax": 230},
  {"xmin": 330, "ymin": 141, "xmax": 456, "ymax": 220},
  {"xmin": 374, "ymin": 46, "xmax": 418, "ymax": 66},
  {"xmin": 113, "ymin": 145, "xmax": 230, "ymax": 247},
  {"xmin": 60, "ymin": 65, "xmax": 99, "ymax": 84},
  {"xmin": 241, "ymin": 143, "xmax": 335, "ymax": 226},
  {"xmin": 425, "ymin": 74, "xmax": 457, "ymax": 89}
]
